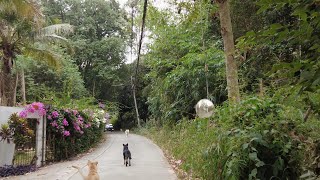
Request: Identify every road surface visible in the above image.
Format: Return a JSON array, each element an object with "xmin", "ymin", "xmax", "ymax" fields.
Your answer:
[{"xmin": 6, "ymin": 132, "xmax": 177, "ymax": 180}]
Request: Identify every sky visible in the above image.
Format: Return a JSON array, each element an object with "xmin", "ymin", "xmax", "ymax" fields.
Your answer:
[
  {"xmin": 115, "ymin": 0, "xmax": 127, "ymax": 7},
  {"xmin": 115, "ymin": 0, "xmax": 171, "ymax": 64},
  {"xmin": 116, "ymin": 0, "xmax": 169, "ymax": 9}
]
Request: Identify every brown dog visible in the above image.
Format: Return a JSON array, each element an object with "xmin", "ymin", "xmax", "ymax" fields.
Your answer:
[{"xmin": 72, "ymin": 160, "xmax": 100, "ymax": 180}]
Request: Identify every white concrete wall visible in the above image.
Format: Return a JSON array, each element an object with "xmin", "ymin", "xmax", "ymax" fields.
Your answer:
[{"xmin": 0, "ymin": 106, "xmax": 24, "ymax": 126}]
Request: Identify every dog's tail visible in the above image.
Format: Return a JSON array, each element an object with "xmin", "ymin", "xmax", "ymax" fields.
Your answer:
[{"xmin": 72, "ymin": 165, "xmax": 86, "ymax": 178}]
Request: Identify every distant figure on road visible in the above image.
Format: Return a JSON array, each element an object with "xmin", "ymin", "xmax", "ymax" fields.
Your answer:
[{"xmin": 125, "ymin": 129, "xmax": 130, "ymax": 137}]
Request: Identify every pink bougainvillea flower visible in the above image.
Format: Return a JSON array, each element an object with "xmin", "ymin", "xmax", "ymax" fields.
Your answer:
[
  {"xmin": 84, "ymin": 123, "xmax": 91, "ymax": 128},
  {"xmin": 32, "ymin": 102, "xmax": 44, "ymax": 109},
  {"xmin": 77, "ymin": 115, "xmax": 83, "ymax": 121},
  {"xmin": 51, "ymin": 120, "xmax": 58, "ymax": 127},
  {"xmin": 39, "ymin": 109, "xmax": 46, "ymax": 116},
  {"xmin": 52, "ymin": 111, "xmax": 59, "ymax": 118},
  {"xmin": 105, "ymin": 113, "xmax": 110, "ymax": 120},
  {"xmin": 19, "ymin": 102, "xmax": 46, "ymax": 118},
  {"xmin": 72, "ymin": 110, "xmax": 78, "ymax": 116},
  {"xmin": 99, "ymin": 102, "xmax": 105, "ymax": 109},
  {"xmin": 47, "ymin": 115, "xmax": 52, "ymax": 120},
  {"xmin": 35, "ymin": 102, "xmax": 46, "ymax": 116},
  {"xmin": 62, "ymin": 118, "xmax": 69, "ymax": 126},
  {"xmin": 63, "ymin": 130, "xmax": 70, "ymax": 137},
  {"xmin": 73, "ymin": 124, "xmax": 81, "ymax": 131},
  {"xmin": 32, "ymin": 103, "xmax": 39, "ymax": 110},
  {"xmin": 29, "ymin": 107, "xmax": 35, "ymax": 113},
  {"xmin": 19, "ymin": 111, "xmax": 28, "ymax": 118},
  {"xmin": 78, "ymin": 119, "xmax": 83, "ymax": 125}
]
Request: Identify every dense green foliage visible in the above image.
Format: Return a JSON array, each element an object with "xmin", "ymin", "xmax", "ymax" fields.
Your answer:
[
  {"xmin": 0, "ymin": 0, "xmax": 74, "ymax": 106},
  {"xmin": 144, "ymin": 2, "xmax": 227, "ymax": 123},
  {"xmin": 42, "ymin": 0, "xmax": 129, "ymax": 101},
  {"xmin": 18, "ymin": 54, "xmax": 88, "ymax": 103},
  {"xmin": 140, "ymin": 96, "xmax": 320, "ymax": 179},
  {"xmin": 137, "ymin": 0, "xmax": 320, "ymax": 179},
  {"xmin": 1, "ymin": 0, "xmax": 319, "ymax": 178}
]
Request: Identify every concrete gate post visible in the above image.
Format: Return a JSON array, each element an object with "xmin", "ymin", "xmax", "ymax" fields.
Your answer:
[{"xmin": 35, "ymin": 116, "xmax": 46, "ymax": 167}]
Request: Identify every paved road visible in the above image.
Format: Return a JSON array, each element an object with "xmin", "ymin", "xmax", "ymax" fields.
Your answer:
[{"xmin": 6, "ymin": 132, "xmax": 177, "ymax": 180}]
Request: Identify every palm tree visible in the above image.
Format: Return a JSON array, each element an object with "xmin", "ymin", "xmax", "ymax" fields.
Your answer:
[{"xmin": 0, "ymin": 0, "xmax": 73, "ymax": 106}]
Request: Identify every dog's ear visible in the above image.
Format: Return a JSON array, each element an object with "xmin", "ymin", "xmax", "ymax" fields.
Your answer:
[
  {"xmin": 126, "ymin": 143, "xmax": 128, "ymax": 146},
  {"xmin": 123, "ymin": 144, "xmax": 125, "ymax": 146}
]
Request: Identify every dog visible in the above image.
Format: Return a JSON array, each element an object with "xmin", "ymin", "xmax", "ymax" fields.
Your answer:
[
  {"xmin": 72, "ymin": 160, "xmax": 100, "ymax": 180},
  {"xmin": 123, "ymin": 143, "xmax": 132, "ymax": 166},
  {"xmin": 125, "ymin": 129, "xmax": 130, "ymax": 137}
]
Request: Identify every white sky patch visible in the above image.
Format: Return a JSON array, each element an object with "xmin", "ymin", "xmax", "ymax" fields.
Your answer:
[
  {"xmin": 115, "ymin": 0, "xmax": 172, "ymax": 64},
  {"xmin": 116, "ymin": 0, "xmax": 170, "ymax": 10}
]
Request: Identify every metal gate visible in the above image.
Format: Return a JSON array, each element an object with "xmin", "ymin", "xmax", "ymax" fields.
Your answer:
[{"xmin": 12, "ymin": 118, "xmax": 37, "ymax": 166}]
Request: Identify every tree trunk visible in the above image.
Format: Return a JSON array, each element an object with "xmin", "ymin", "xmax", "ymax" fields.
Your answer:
[
  {"xmin": 131, "ymin": 76, "xmax": 141, "ymax": 127},
  {"xmin": 21, "ymin": 69, "xmax": 26, "ymax": 105},
  {"xmin": 13, "ymin": 72, "xmax": 19, "ymax": 106},
  {"xmin": 1, "ymin": 44, "xmax": 15, "ymax": 106},
  {"xmin": 0, "ymin": 74, "xmax": 14, "ymax": 106},
  {"xmin": 0, "ymin": 68, "xmax": 14, "ymax": 106},
  {"xmin": 0, "ymin": 72, "xmax": 3, "ymax": 105},
  {"xmin": 92, "ymin": 80, "xmax": 95, "ymax": 97},
  {"xmin": 259, "ymin": 79, "xmax": 264, "ymax": 97},
  {"xmin": 216, "ymin": 0, "xmax": 240, "ymax": 104}
]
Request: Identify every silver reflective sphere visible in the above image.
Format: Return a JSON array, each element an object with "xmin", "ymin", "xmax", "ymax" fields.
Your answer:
[{"xmin": 195, "ymin": 99, "xmax": 214, "ymax": 118}]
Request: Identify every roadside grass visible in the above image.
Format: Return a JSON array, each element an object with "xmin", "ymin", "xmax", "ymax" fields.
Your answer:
[{"xmin": 139, "ymin": 97, "xmax": 320, "ymax": 179}]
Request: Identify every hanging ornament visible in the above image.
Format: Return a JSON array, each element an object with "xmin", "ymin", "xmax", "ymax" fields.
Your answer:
[{"xmin": 195, "ymin": 99, "xmax": 214, "ymax": 118}]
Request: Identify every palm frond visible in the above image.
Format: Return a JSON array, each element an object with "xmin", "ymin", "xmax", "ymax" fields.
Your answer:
[
  {"xmin": 35, "ymin": 34, "xmax": 74, "ymax": 54},
  {"xmin": 0, "ymin": 0, "xmax": 44, "ymax": 28},
  {"xmin": 39, "ymin": 24, "xmax": 74, "ymax": 36},
  {"xmin": 23, "ymin": 45, "xmax": 61, "ymax": 69},
  {"xmin": 35, "ymin": 34, "xmax": 68, "ymax": 43}
]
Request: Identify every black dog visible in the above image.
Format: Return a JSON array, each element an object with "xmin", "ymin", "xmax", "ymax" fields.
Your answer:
[{"xmin": 123, "ymin": 143, "xmax": 132, "ymax": 166}]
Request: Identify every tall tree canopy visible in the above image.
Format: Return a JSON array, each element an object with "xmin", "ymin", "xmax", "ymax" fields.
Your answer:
[
  {"xmin": 42, "ymin": 0, "xmax": 129, "ymax": 101},
  {"xmin": 0, "ymin": 0, "xmax": 73, "ymax": 106}
]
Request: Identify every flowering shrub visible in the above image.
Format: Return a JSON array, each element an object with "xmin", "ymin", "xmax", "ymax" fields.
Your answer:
[
  {"xmin": 45, "ymin": 106, "xmax": 106, "ymax": 161},
  {"xmin": 92, "ymin": 109, "xmax": 107, "ymax": 128},
  {"xmin": 46, "ymin": 109, "xmax": 93, "ymax": 137},
  {"xmin": 19, "ymin": 102, "xmax": 46, "ymax": 118},
  {"xmin": 82, "ymin": 109, "xmax": 107, "ymax": 128},
  {"xmin": 17, "ymin": 102, "xmax": 107, "ymax": 161}
]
